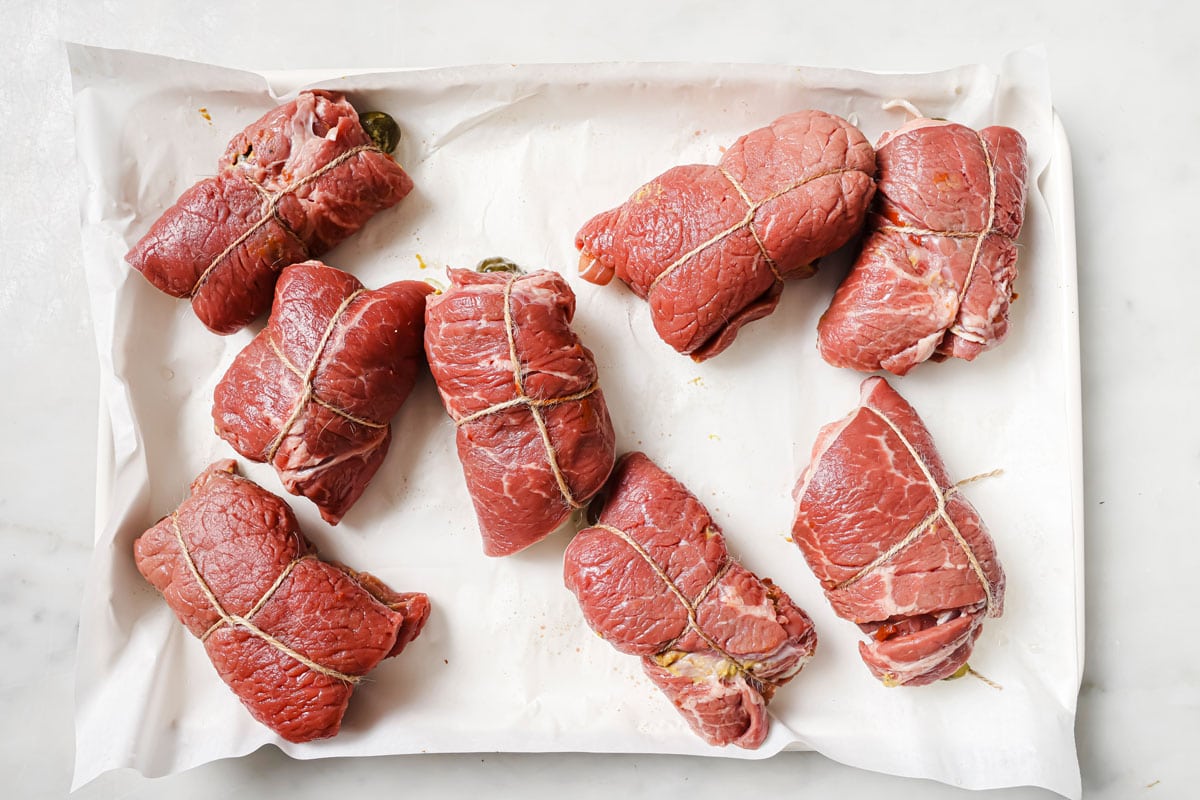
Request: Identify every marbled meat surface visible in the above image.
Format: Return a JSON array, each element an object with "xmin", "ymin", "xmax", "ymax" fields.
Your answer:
[
  {"xmin": 133, "ymin": 461, "xmax": 430, "ymax": 742},
  {"xmin": 424, "ymin": 268, "xmax": 616, "ymax": 556},
  {"xmin": 565, "ymin": 452, "xmax": 817, "ymax": 748},
  {"xmin": 576, "ymin": 110, "xmax": 875, "ymax": 360},
  {"xmin": 126, "ymin": 90, "xmax": 413, "ymax": 334},
  {"xmin": 818, "ymin": 119, "xmax": 1027, "ymax": 374},
  {"xmin": 791, "ymin": 377, "xmax": 1005, "ymax": 686},
  {"xmin": 213, "ymin": 261, "xmax": 431, "ymax": 524}
]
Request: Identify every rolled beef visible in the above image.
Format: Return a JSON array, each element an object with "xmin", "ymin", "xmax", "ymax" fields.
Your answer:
[
  {"xmin": 791, "ymin": 377, "xmax": 1005, "ymax": 686},
  {"xmin": 133, "ymin": 460, "xmax": 430, "ymax": 742},
  {"xmin": 576, "ymin": 110, "xmax": 875, "ymax": 361},
  {"xmin": 424, "ymin": 267, "xmax": 616, "ymax": 556},
  {"xmin": 212, "ymin": 261, "xmax": 430, "ymax": 524},
  {"xmin": 564, "ymin": 453, "xmax": 817, "ymax": 749},
  {"xmin": 126, "ymin": 90, "xmax": 414, "ymax": 334},
  {"xmin": 818, "ymin": 119, "xmax": 1028, "ymax": 374}
]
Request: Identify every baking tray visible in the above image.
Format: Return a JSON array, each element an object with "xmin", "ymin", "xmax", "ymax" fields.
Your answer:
[{"xmin": 70, "ymin": 45, "xmax": 1082, "ymax": 797}]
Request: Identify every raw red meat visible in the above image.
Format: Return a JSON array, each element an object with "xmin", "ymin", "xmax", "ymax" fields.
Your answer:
[
  {"xmin": 133, "ymin": 460, "xmax": 430, "ymax": 743},
  {"xmin": 818, "ymin": 119, "xmax": 1028, "ymax": 374},
  {"xmin": 564, "ymin": 453, "xmax": 817, "ymax": 748},
  {"xmin": 791, "ymin": 377, "xmax": 1004, "ymax": 686},
  {"xmin": 424, "ymin": 267, "xmax": 616, "ymax": 557},
  {"xmin": 126, "ymin": 90, "xmax": 413, "ymax": 334},
  {"xmin": 213, "ymin": 261, "xmax": 431, "ymax": 524},
  {"xmin": 576, "ymin": 110, "xmax": 875, "ymax": 361}
]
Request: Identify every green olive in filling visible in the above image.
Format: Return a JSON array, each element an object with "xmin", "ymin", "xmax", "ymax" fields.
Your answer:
[
  {"xmin": 360, "ymin": 111, "xmax": 401, "ymax": 153},
  {"xmin": 475, "ymin": 257, "xmax": 523, "ymax": 274},
  {"xmin": 945, "ymin": 663, "xmax": 972, "ymax": 680}
]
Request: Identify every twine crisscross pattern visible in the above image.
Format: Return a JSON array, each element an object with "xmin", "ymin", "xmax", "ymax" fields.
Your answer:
[
  {"xmin": 263, "ymin": 288, "xmax": 387, "ymax": 463},
  {"xmin": 450, "ymin": 273, "xmax": 597, "ymax": 510},
  {"xmin": 646, "ymin": 165, "xmax": 865, "ymax": 295},
  {"xmin": 591, "ymin": 522, "xmax": 769, "ymax": 682},
  {"xmin": 189, "ymin": 142, "xmax": 382, "ymax": 298},
  {"xmin": 169, "ymin": 514, "xmax": 360, "ymax": 685},
  {"xmin": 877, "ymin": 130, "xmax": 1004, "ymax": 344},
  {"xmin": 831, "ymin": 404, "xmax": 998, "ymax": 616}
]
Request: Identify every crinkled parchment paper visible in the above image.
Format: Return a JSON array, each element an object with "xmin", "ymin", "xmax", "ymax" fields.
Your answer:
[{"xmin": 68, "ymin": 44, "xmax": 1081, "ymax": 798}]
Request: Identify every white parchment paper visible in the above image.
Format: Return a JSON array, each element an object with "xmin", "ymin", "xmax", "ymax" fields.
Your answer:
[{"xmin": 69, "ymin": 44, "xmax": 1081, "ymax": 797}]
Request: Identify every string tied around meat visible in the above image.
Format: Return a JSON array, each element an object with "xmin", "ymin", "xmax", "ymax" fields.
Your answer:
[
  {"xmin": 169, "ymin": 514, "xmax": 361, "ymax": 685},
  {"xmin": 881, "ymin": 98, "xmax": 926, "ymax": 120},
  {"xmin": 264, "ymin": 288, "xmax": 384, "ymax": 463},
  {"xmin": 645, "ymin": 165, "xmax": 867, "ymax": 296},
  {"xmin": 832, "ymin": 404, "xmax": 1002, "ymax": 617},
  {"xmin": 947, "ymin": 663, "xmax": 1003, "ymax": 691},
  {"xmin": 265, "ymin": 333, "xmax": 389, "ymax": 434},
  {"xmin": 874, "ymin": 126, "xmax": 1004, "ymax": 345},
  {"xmin": 591, "ymin": 521, "xmax": 775, "ymax": 690},
  {"xmin": 951, "ymin": 128, "xmax": 1000, "ymax": 340},
  {"xmin": 189, "ymin": 142, "xmax": 384, "ymax": 298},
  {"xmin": 449, "ymin": 272, "xmax": 597, "ymax": 510}
]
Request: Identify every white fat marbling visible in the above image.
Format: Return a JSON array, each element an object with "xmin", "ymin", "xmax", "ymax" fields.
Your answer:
[{"xmin": 2, "ymin": 1, "xmax": 1197, "ymax": 798}]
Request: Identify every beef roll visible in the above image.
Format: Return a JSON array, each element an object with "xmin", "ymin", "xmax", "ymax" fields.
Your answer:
[
  {"xmin": 791, "ymin": 377, "xmax": 1005, "ymax": 686},
  {"xmin": 565, "ymin": 452, "xmax": 817, "ymax": 749},
  {"xmin": 133, "ymin": 461, "xmax": 430, "ymax": 742},
  {"xmin": 127, "ymin": 90, "xmax": 413, "ymax": 334},
  {"xmin": 213, "ymin": 261, "xmax": 431, "ymax": 524},
  {"xmin": 576, "ymin": 110, "xmax": 875, "ymax": 361},
  {"xmin": 818, "ymin": 119, "xmax": 1028, "ymax": 374},
  {"xmin": 424, "ymin": 262, "xmax": 616, "ymax": 556}
]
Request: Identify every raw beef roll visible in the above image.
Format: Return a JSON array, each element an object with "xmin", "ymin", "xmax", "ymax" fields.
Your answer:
[
  {"xmin": 213, "ymin": 261, "xmax": 431, "ymax": 524},
  {"xmin": 133, "ymin": 460, "xmax": 431, "ymax": 743},
  {"xmin": 425, "ymin": 265, "xmax": 616, "ymax": 556},
  {"xmin": 791, "ymin": 377, "xmax": 1005, "ymax": 687},
  {"xmin": 818, "ymin": 119, "xmax": 1028, "ymax": 374},
  {"xmin": 564, "ymin": 452, "xmax": 817, "ymax": 749},
  {"xmin": 126, "ymin": 90, "xmax": 414, "ymax": 334},
  {"xmin": 576, "ymin": 110, "xmax": 875, "ymax": 361}
]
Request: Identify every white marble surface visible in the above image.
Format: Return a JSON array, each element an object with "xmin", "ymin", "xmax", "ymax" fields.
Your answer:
[{"xmin": 1, "ymin": 1, "xmax": 1195, "ymax": 797}]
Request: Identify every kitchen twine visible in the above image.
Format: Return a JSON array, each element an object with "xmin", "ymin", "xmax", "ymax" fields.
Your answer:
[
  {"xmin": 875, "ymin": 127, "xmax": 1008, "ymax": 345},
  {"xmin": 169, "ymin": 514, "xmax": 360, "ymax": 685},
  {"xmin": 644, "ymin": 165, "xmax": 869, "ymax": 296},
  {"xmin": 820, "ymin": 398, "xmax": 1003, "ymax": 690},
  {"xmin": 831, "ymin": 403, "xmax": 1001, "ymax": 617},
  {"xmin": 590, "ymin": 521, "xmax": 776, "ymax": 688},
  {"xmin": 578, "ymin": 164, "xmax": 870, "ymax": 295},
  {"xmin": 189, "ymin": 142, "xmax": 384, "ymax": 298},
  {"xmin": 263, "ymin": 288, "xmax": 387, "ymax": 463},
  {"xmin": 450, "ymin": 273, "xmax": 599, "ymax": 511}
]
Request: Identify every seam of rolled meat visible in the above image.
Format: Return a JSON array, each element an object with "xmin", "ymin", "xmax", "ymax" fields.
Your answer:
[
  {"xmin": 126, "ymin": 90, "xmax": 414, "ymax": 334},
  {"xmin": 817, "ymin": 119, "xmax": 1028, "ymax": 374},
  {"xmin": 213, "ymin": 261, "xmax": 431, "ymax": 524},
  {"xmin": 564, "ymin": 452, "xmax": 817, "ymax": 748},
  {"xmin": 790, "ymin": 377, "xmax": 1005, "ymax": 687},
  {"xmin": 424, "ymin": 268, "xmax": 616, "ymax": 556},
  {"xmin": 576, "ymin": 110, "xmax": 875, "ymax": 360}
]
